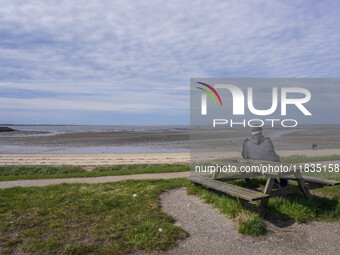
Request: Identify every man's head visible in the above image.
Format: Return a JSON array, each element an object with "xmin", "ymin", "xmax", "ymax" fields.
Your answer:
[{"xmin": 251, "ymin": 125, "xmax": 262, "ymax": 135}]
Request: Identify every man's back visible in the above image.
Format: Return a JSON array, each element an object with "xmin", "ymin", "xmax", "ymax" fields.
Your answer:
[{"xmin": 242, "ymin": 133, "xmax": 280, "ymax": 162}]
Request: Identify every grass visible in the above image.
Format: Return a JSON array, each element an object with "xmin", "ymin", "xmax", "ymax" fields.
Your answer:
[
  {"xmin": 281, "ymin": 155, "xmax": 340, "ymax": 180},
  {"xmin": 1, "ymin": 155, "xmax": 339, "ymax": 182},
  {"xmin": 313, "ymin": 184, "xmax": 340, "ymax": 198},
  {"xmin": 267, "ymin": 193, "xmax": 340, "ymax": 223},
  {"xmin": 0, "ymin": 156, "xmax": 339, "ymax": 253},
  {"xmin": 0, "ymin": 164, "xmax": 189, "ymax": 181},
  {"xmin": 236, "ymin": 213, "xmax": 267, "ymax": 236},
  {"xmin": 281, "ymin": 154, "xmax": 340, "ymax": 164},
  {"xmin": 0, "ymin": 155, "xmax": 339, "ymax": 182},
  {"xmin": 0, "ymin": 177, "xmax": 339, "ymax": 254},
  {"xmin": 0, "ymin": 179, "xmax": 188, "ymax": 255}
]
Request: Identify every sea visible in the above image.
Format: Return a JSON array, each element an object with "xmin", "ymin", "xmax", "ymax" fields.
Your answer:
[
  {"xmin": 0, "ymin": 125, "xmax": 190, "ymax": 154},
  {"xmin": 1, "ymin": 124, "xmax": 338, "ymax": 154}
]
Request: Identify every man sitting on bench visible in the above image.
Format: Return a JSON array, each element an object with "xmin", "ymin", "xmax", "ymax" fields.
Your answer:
[{"xmin": 241, "ymin": 126, "xmax": 288, "ymax": 187}]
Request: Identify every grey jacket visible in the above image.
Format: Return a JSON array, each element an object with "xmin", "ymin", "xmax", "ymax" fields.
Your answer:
[{"xmin": 241, "ymin": 134, "xmax": 280, "ymax": 162}]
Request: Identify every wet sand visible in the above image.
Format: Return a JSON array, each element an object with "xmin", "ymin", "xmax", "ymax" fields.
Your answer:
[
  {"xmin": 0, "ymin": 129, "xmax": 190, "ymax": 153},
  {"xmin": 0, "ymin": 130, "xmax": 189, "ymax": 146},
  {"xmin": 0, "ymin": 125, "xmax": 339, "ymax": 154}
]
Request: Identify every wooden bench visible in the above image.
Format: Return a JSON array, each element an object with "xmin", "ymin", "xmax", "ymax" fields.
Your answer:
[
  {"xmin": 189, "ymin": 159, "xmax": 339, "ymax": 217},
  {"xmin": 285, "ymin": 175, "xmax": 340, "ymax": 187},
  {"xmin": 188, "ymin": 176, "xmax": 269, "ymax": 201}
]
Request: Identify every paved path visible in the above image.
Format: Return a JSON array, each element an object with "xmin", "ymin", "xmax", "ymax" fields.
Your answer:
[{"xmin": 0, "ymin": 172, "xmax": 190, "ymax": 189}]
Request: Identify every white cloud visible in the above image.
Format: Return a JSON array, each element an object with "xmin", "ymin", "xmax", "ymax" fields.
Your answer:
[
  {"xmin": 0, "ymin": 97, "xmax": 169, "ymax": 112},
  {"xmin": 0, "ymin": 0, "xmax": 339, "ymax": 122}
]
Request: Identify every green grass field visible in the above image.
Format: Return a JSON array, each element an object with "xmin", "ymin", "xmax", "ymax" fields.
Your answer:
[
  {"xmin": 0, "ymin": 156, "xmax": 339, "ymax": 254},
  {"xmin": 281, "ymin": 154, "xmax": 340, "ymax": 164},
  {"xmin": 0, "ymin": 179, "xmax": 188, "ymax": 255},
  {"xmin": 0, "ymin": 164, "xmax": 189, "ymax": 181},
  {"xmin": 0, "ymin": 177, "xmax": 339, "ymax": 254},
  {"xmin": 0, "ymin": 155, "xmax": 339, "ymax": 181}
]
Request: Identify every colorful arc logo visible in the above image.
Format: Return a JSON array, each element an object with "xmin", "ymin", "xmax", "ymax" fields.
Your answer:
[{"xmin": 196, "ymin": 82, "xmax": 222, "ymax": 106}]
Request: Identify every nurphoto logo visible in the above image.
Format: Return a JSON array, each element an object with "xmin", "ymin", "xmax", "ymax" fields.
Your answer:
[{"xmin": 196, "ymin": 81, "xmax": 312, "ymax": 128}]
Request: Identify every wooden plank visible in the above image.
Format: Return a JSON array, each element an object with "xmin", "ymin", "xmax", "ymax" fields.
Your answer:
[
  {"xmin": 188, "ymin": 176, "xmax": 269, "ymax": 201},
  {"xmin": 285, "ymin": 175, "xmax": 340, "ymax": 186},
  {"xmin": 268, "ymin": 184, "xmax": 314, "ymax": 197},
  {"xmin": 257, "ymin": 183, "xmax": 324, "ymax": 196},
  {"xmin": 214, "ymin": 172, "xmax": 262, "ymax": 182},
  {"xmin": 262, "ymin": 170, "xmax": 301, "ymax": 178},
  {"xmin": 306, "ymin": 183, "xmax": 325, "ymax": 189},
  {"xmin": 264, "ymin": 178, "xmax": 275, "ymax": 194}
]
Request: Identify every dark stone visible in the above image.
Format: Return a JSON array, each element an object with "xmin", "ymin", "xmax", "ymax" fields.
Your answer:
[{"xmin": 0, "ymin": 126, "xmax": 16, "ymax": 132}]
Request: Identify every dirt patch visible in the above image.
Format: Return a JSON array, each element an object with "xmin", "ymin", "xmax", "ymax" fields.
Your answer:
[{"xmin": 159, "ymin": 188, "xmax": 340, "ymax": 255}]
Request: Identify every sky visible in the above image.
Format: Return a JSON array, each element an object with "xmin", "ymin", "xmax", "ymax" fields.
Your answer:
[{"xmin": 0, "ymin": 0, "xmax": 339, "ymax": 125}]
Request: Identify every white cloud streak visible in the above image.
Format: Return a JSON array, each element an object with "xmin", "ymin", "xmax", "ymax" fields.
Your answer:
[{"xmin": 0, "ymin": 0, "xmax": 339, "ymax": 121}]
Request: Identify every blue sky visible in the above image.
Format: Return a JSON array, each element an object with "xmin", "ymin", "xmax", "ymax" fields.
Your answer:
[{"xmin": 0, "ymin": 0, "xmax": 339, "ymax": 125}]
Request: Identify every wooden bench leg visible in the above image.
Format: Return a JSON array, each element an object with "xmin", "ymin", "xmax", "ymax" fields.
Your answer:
[
  {"xmin": 259, "ymin": 199, "xmax": 269, "ymax": 217},
  {"xmin": 294, "ymin": 171, "xmax": 311, "ymax": 199},
  {"xmin": 259, "ymin": 178, "xmax": 275, "ymax": 217},
  {"xmin": 212, "ymin": 164, "xmax": 220, "ymax": 180}
]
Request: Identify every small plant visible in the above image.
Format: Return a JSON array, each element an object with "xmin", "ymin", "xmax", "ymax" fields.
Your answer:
[{"xmin": 236, "ymin": 213, "xmax": 266, "ymax": 236}]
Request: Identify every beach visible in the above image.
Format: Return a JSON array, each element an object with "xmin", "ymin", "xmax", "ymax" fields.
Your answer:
[
  {"xmin": 1, "ymin": 149, "xmax": 340, "ymax": 166},
  {"xmin": 1, "ymin": 124, "xmax": 340, "ymax": 154},
  {"xmin": 1, "ymin": 125, "xmax": 340, "ymax": 166},
  {"xmin": 0, "ymin": 125, "xmax": 190, "ymax": 154}
]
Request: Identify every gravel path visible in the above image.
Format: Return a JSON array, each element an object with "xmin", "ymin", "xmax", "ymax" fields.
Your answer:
[
  {"xmin": 160, "ymin": 188, "xmax": 340, "ymax": 255},
  {"xmin": 0, "ymin": 172, "xmax": 190, "ymax": 189}
]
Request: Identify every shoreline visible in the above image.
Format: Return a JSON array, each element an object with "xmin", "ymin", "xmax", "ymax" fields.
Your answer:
[
  {"xmin": 1, "ymin": 125, "xmax": 340, "ymax": 154},
  {"xmin": 1, "ymin": 149, "xmax": 340, "ymax": 166}
]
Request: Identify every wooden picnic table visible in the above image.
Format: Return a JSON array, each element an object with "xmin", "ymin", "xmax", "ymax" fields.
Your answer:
[{"xmin": 189, "ymin": 159, "xmax": 340, "ymax": 217}]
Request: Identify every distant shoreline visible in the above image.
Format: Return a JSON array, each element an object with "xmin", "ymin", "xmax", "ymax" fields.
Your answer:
[
  {"xmin": 0, "ymin": 124, "xmax": 190, "ymax": 127},
  {"xmin": 1, "ymin": 124, "xmax": 340, "ymax": 154},
  {"xmin": 0, "ymin": 126, "xmax": 16, "ymax": 132}
]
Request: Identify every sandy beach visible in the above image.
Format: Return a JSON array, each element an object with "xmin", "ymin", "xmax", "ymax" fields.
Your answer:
[
  {"xmin": 1, "ymin": 125, "xmax": 340, "ymax": 166},
  {"xmin": 1, "ymin": 149, "xmax": 340, "ymax": 166},
  {"xmin": 0, "ymin": 152, "xmax": 190, "ymax": 166}
]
